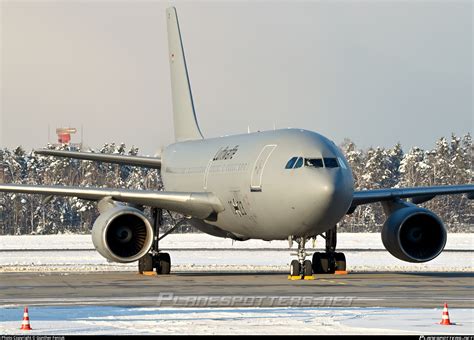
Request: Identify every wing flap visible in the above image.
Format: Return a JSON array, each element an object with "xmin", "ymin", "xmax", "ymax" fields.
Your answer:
[
  {"xmin": 0, "ymin": 184, "xmax": 223, "ymax": 220},
  {"xmin": 35, "ymin": 149, "xmax": 161, "ymax": 169}
]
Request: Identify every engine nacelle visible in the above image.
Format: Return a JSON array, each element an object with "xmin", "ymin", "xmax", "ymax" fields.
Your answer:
[
  {"xmin": 92, "ymin": 205, "xmax": 154, "ymax": 263},
  {"xmin": 381, "ymin": 206, "xmax": 447, "ymax": 263}
]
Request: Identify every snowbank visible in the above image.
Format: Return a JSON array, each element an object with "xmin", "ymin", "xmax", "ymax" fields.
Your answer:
[
  {"xmin": 0, "ymin": 233, "xmax": 472, "ymax": 272},
  {"xmin": 1, "ymin": 232, "xmax": 472, "ymax": 250}
]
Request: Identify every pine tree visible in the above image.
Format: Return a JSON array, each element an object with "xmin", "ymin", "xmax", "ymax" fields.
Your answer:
[{"xmin": 0, "ymin": 135, "xmax": 471, "ymax": 234}]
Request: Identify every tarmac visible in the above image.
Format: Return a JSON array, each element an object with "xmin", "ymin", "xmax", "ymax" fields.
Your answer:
[{"xmin": 0, "ymin": 271, "xmax": 472, "ymax": 308}]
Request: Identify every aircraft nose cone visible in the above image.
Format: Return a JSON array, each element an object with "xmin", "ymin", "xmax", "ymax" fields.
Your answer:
[
  {"xmin": 321, "ymin": 182, "xmax": 336, "ymax": 198},
  {"xmin": 319, "ymin": 178, "xmax": 342, "ymax": 211},
  {"xmin": 311, "ymin": 170, "xmax": 353, "ymax": 227},
  {"xmin": 315, "ymin": 171, "xmax": 340, "ymax": 201}
]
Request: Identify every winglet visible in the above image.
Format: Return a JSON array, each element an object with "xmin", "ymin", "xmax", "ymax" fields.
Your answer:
[{"xmin": 166, "ymin": 7, "xmax": 204, "ymax": 142}]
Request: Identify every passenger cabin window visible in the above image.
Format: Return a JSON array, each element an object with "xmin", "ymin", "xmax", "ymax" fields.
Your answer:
[
  {"xmin": 285, "ymin": 157, "xmax": 298, "ymax": 169},
  {"xmin": 305, "ymin": 158, "xmax": 324, "ymax": 168},
  {"xmin": 324, "ymin": 158, "xmax": 339, "ymax": 168}
]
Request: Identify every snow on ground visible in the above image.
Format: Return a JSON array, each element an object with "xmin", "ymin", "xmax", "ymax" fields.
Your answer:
[
  {"xmin": 0, "ymin": 306, "xmax": 472, "ymax": 335},
  {"xmin": 0, "ymin": 233, "xmax": 472, "ymax": 272},
  {"xmin": 1, "ymin": 232, "xmax": 472, "ymax": 250},
  {"xmin": 0, "ymin": 234, "xmax": 472, "ymax": 335}
]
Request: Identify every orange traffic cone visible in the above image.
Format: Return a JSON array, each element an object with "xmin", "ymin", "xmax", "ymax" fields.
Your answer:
[
  {"xmin": 20, "ymin": 306, "xmax": 32, "ymax": 330},
  {"xmin": 439, "ymin": 303, "xmax": 453, "ymax": 325}
]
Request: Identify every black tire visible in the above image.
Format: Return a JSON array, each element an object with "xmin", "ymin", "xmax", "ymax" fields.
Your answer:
[
  {"xmin": 334, "ymin": 252, "xmax": 346, "ymax": 271},
  {"xmin": 303, "ymin": 260, "xmax": 312, "ymax": 277},
  {"xmin": 312, "ymin": 252, "xmax": 323, "ymax": 274},
  {"xmin": 320, "ymin": 253, "xmax": 332, "ymax": 273},
  {"xmin": 290, "ymin": 260, "xmax": 301, "ymax": 276},
  {"xmin": 138, "ymin": 253, "xmax": 153, "ymax": 273},
  {"xmin": 313, "ymin": 252, "xmax": 331, "ymax": 274},
  {"xmin": 156, "ymin": 253, "xmax": 171, "ymax": 275}
]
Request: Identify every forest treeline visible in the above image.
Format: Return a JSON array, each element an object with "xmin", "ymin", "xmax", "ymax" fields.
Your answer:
[{"xmin": 0, "ymin": 133, "xmax": 472, "ymax": 235}]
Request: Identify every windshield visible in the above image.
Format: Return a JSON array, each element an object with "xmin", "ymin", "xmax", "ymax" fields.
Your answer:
[
  {"xmin": 305, "ymin": 158, "xmax": 324, "ymax": 168},
  {"xmin": 324, "ymin": 158, "xmax": 339, "ymax": 168}
]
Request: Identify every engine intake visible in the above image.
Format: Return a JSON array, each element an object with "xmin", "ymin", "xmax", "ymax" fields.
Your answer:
[
  {"xmin": 92, "ymin": 206, "xmax": 154, "ymax": 263},
  {"xmin": 381, "ymin": 207, "xmax": 447, "ymax": 263}
]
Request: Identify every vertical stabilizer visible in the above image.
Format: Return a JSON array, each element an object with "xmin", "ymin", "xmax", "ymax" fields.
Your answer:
[{"xmin": 166, "ymin": 7, "xmax": 203, "ymax": 142}]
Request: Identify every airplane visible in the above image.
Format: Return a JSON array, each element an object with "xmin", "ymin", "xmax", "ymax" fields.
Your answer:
[{"xmin": 0, "ymin": 7, "xmax": 473, "ymax": 277}]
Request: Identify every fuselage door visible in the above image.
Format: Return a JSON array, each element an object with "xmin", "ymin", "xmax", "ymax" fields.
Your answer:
[
  {"xmin": 250, "ymin": 144, "xmax": 277, "ymax": 192},
  {"xmin": 203, "ymin": 157, "xmax": 213, "ymax": 190}
]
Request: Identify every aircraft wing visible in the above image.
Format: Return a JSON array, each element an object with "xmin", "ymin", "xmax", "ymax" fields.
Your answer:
[
  {"xmin": 35, "ymin": 149, "xmax": 161, "ymax": 169},
  {"xmin": 0, "ymin": 184, "xmax": 224, "ymax": 220},
  {"xmin": 351, "ymin": 184, "xmax": 474, "ymax": 208}
]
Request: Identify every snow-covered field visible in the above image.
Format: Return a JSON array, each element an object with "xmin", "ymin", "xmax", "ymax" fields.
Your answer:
[
  {"xmin": 0, "ymin": 233, "xmax": 472, "ymax": 272},
  {"xmin": 2, "ymin": 232, "xmax": 472, "ymax": 250},
  {"xmin": 1, "ymin": 305, "xmax": 473, "ymax": 335}
]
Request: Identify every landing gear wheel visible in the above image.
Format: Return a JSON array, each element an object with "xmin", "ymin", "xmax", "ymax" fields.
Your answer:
[
  {"xmin": 138, "ymin": 253, "xmax": 153, "ymax": 273},
  {"xmin": 327, "ymin": 254, "xmax": 338, "ymax": 274},
  {"xmin": 334, "ymin": 252, "xmax": 346, "ymax": 272},
  {"xmin": 312, "ymin": 252, "xmax": 330, "ymax": 274},
  {"xmin": 156, "ymin": 253, "xmax": 171, "ymax": 275},
  {"xmin": 303, "ymin": 260, "xmax": 312, "ymax": 277},
  {"xmin": 311, "ymin": 227, "xmax": 347, "ymax": 274},
  {"xmin": 290, "ymin": 260, "xmax": 301, "ymax": 276}
]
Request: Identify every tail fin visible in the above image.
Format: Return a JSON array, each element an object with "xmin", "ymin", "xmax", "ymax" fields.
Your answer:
[{"xmin": 166, "ymin": 7, "xmax": 203, "ymax": 142}]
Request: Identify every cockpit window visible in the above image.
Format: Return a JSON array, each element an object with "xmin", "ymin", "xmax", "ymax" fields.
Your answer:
[
  {"xmin": 305, "ymin": 158, "xmax": 324, "ymax": 168},
  {"xmin": 324, "ymin": 158, "xmax": 339, "ymax": 168},
  {"xmin": 338, "ymin": 157, "xmax": 348, "ymax": 169},
  {"xmin": 285, "ymin": 157, "xmax": 298, "ymax": 169},
  {"xmin": 294, "ymin": 157, "xmax": 303, "ymax": 168},
  {"xmin": 285, "ymin": 157, "xmax": 304, "ymax": 169}
]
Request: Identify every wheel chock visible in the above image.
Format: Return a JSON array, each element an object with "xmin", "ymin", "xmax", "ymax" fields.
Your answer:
[
  {"xmin": 334, "ymin": 270, "xmax": 348, "ymax": 275},
  {"xmin": 287, "ymin": 275, "xmax": 315, "ymax": 280},
  {"xmin": 140, "ymin": 271, "xmax": 157, "ymax": 276},
  {"xmin": 288, "ymin": 275, "xmax": 302, "ymax": 280}
]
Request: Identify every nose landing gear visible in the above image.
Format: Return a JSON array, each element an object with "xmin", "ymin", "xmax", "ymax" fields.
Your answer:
[
  {"xmin": 289, "ymin": 237, "xmax": 314, "ymax": 280},
  {"xmin": 289, "ymin": 237, "xmax": 314, "ymax": 279},
  {"xmin": 288, "ymin": 225, "xmax": 347, "ymax": 279}
]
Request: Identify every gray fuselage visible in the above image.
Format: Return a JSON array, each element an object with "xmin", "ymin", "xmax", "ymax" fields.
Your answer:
[{"xmin": 161, "ymin": 129, "xmax": 354, "ymax": 240}]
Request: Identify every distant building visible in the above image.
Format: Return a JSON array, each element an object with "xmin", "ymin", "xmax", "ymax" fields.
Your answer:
[
  {"xmin": 57, "ymin": 128, "xmax": 75, "ymax": 144},
  {"xmin": 52, "ymin": 127, "xmax": 83, "ymax": 150}
]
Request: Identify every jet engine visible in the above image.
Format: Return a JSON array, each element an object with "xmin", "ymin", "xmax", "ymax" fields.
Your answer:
[
  {"xmin": 91, "ymin": 205, "xmax": 154, "ymax": 263},
  {"xmin": 381, "ymin": 206, "xmax": 447, "ymax": 263}
]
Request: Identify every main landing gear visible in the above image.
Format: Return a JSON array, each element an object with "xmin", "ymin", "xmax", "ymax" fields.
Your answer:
[
  {"xmin": 289, "ymin": 225, "xmax": 347, "ymax": 277},
  {"xmin": 138, "ymin": 208, "xmax": 172, "ymax": 275}
]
